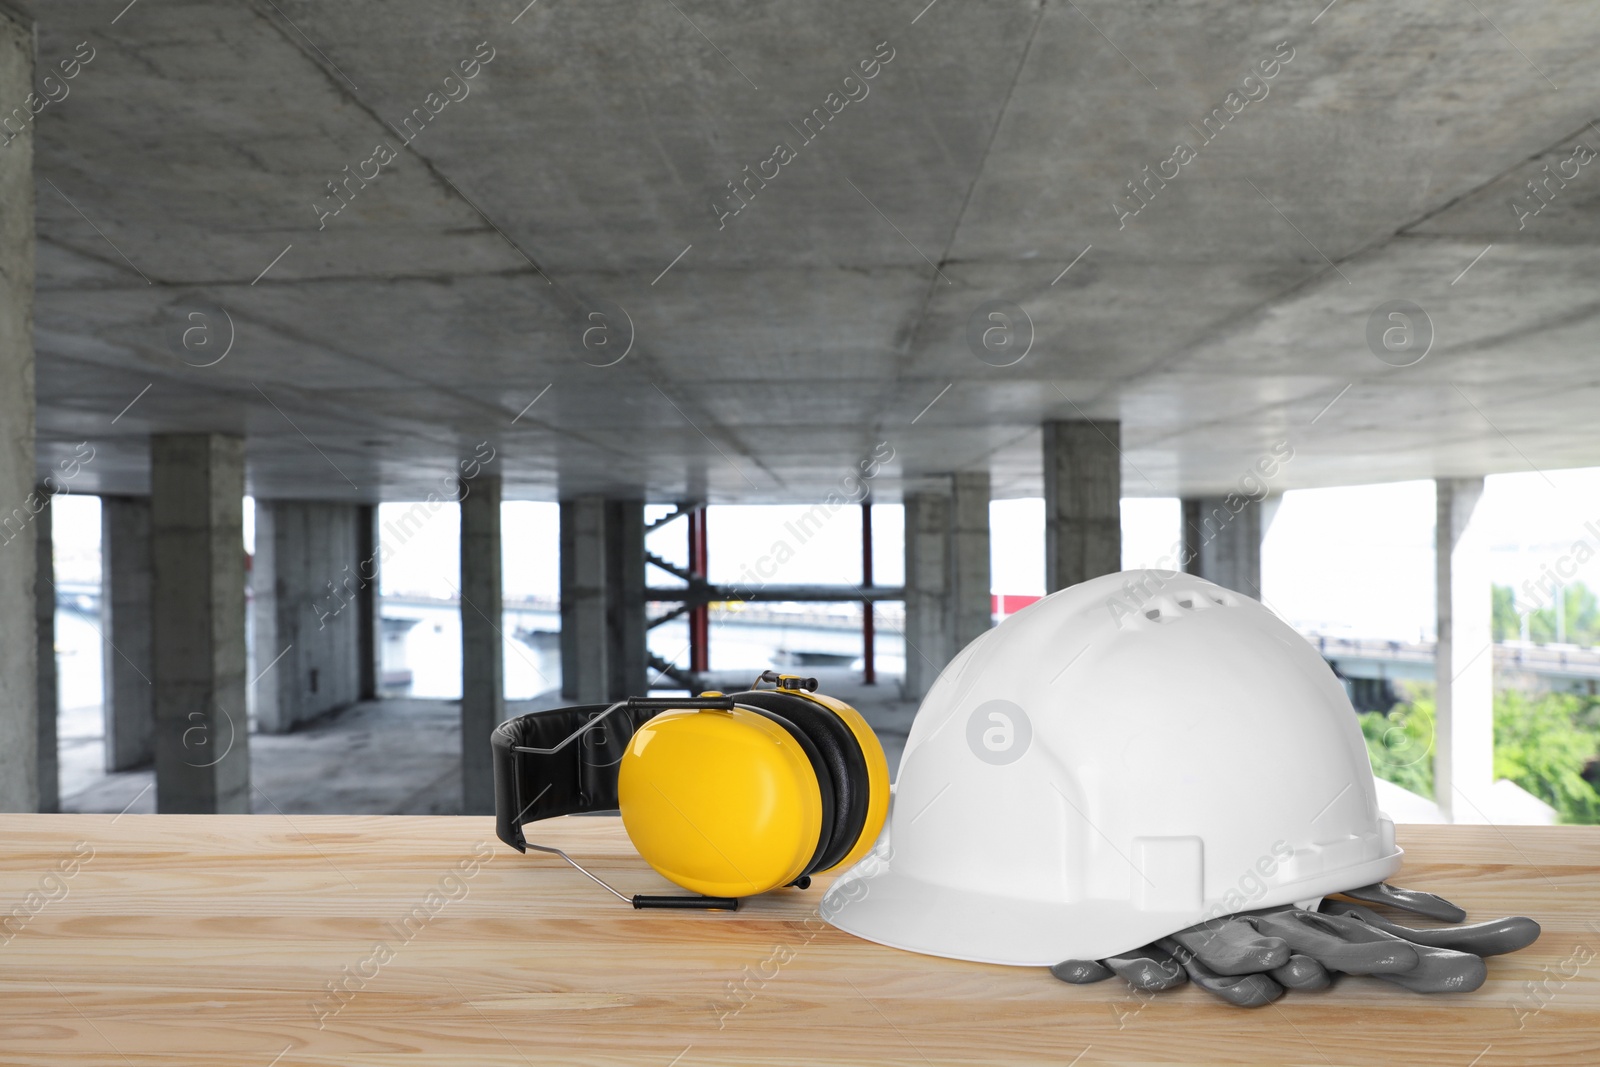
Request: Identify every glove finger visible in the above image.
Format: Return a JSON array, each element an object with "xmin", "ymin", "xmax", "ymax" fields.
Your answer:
[
  {"xmin": 1338, "ymin": 881, "xmax": 1467, "ymax": 923},
  {"xmin": 1168, "ymin": 918, "xmax": 1290, "ymax": 976},
  {"xmin": 1270, "ymin": 954, "xmax": 1331, "ymax": 991},
  {"xmin": 1157, "ymin": 937, "xmax": 1284, "ymax": 1007},
  {"xmin": 1104, "ymin": 944, "xmax": 1188, "ymax": 992},
  {"xmin": 1373, "ymin": 944, "xmax": 1487, "ymax": 994},
  {"xmin": 1321, "ymin": 900, "xmax": 1541, "ymax": 957},
  {"xmin": 1247, "ymin": 908, "xmax": 1418, "ymax": 975},
  {"xmin": 1049, "ymin": 959, "xmax": 1115, "ymax": 984}
]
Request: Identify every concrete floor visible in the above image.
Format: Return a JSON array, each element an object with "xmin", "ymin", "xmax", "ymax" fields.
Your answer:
[{"xmin": 60, "ymin": 669, "xmax": 918, "ymax": 815}]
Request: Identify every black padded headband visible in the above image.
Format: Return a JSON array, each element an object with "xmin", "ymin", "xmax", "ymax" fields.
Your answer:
[{"xmin": 490, "ymin": 696, "xmax": 736, "ymax": 853}]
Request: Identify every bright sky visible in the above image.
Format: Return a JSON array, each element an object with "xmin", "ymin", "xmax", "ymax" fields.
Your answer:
[{"xmin": 42, "ymin": 468, "xmax": 1600, "ymax": 642}]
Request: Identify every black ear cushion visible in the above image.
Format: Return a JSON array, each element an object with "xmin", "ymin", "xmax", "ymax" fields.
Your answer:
[
  {"xmin": 740, "ymin": 706, "xmax": 836, "ymax": 882},
  {"xmin": 733, "ymin": 690, "xmax": 870, "ymax": 875}
]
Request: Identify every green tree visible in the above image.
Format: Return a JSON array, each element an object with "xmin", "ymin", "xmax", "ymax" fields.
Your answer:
[
  {"xmin": 1359, "ymin": 688, "xmax": 1600, "ymax": 824},
  {"xmin": 1492, "ymin": 584, "xmax": 1519, "ymax": 642},
  {"xmin": 1360, "ymin": 698, "xmax": 1434, "ymax": 799},
  {"xmin": 1493, "ymin": 690, "xmax": 1600, "ymax": 823},
  {"xmin": 1570, "ymin": 584, "xmax": 1600, "ymax": 645},
  {"xmin": 1511, "ymin": 580, "xmax": 1600, "ymax": 646}
]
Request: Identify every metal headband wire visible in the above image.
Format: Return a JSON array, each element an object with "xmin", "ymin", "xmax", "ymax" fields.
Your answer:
[{"xmin": 508, "ymin": 693, "xmax": 772, "ymax": 911}]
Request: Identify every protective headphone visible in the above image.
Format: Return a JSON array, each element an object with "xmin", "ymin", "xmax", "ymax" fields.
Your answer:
[{"xmin": 491, "ymin": 672, "xmax": 891, "ymax": 909}]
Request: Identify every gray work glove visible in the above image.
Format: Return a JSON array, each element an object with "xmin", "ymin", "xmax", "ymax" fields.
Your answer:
[{"xmin": 1049, "ymin": 881, "xmax": 1540, "ymax": 1007}]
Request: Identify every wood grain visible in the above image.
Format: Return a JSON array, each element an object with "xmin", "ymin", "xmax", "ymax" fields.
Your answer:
[{"xmin": 0, "ymin": 815, "xmax": 1596, "ymax": 1066}]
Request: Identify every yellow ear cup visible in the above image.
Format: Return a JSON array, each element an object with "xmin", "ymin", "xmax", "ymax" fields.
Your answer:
[
  {"xmin": 796, "ymin": 691, "xmax": 891, "ymax": 873},
  {"xmin": 618, "ymin": 707, "xmax": 823, "ymax": 898}
]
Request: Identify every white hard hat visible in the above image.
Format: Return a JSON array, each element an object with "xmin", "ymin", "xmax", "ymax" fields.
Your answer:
[{"xmin": 823, "ymin": 569, "xmax": 1402, "ymax": 966}]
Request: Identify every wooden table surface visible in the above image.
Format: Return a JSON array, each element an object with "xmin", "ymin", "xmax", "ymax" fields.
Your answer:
[{"xmin": 1, "ymin": 815, "xmax": 1596, "ymax": 1066}]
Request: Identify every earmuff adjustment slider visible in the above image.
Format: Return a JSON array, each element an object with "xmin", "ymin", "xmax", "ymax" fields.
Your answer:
[{"xmin": 753, "ymin": 670, "xmax": 820, "ymax": 692}]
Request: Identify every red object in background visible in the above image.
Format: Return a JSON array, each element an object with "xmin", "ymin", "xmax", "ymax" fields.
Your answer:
[
  {"xmin": 992, "ymin": 593, "xmax": 1041, "ymax": 618},
  {"xmin": 862, "ymin": 501, "xmax": 875, "ymax": 686},
  {"xmin": 688, "ymin": 506, "xmax": 709, "ymax": 673}
]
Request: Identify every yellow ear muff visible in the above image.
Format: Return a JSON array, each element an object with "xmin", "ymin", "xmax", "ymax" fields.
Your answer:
[{"xmin": 618, "ymin": 707, "xmax": 823, "ymax": 898}]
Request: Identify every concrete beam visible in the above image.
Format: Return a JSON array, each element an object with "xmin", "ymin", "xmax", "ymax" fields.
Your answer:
[
  {"xmin": 902, "ymin": 473, "xmax": 992, "ymax": 701},
  {"xmin": 460, "ymin": 476, "xmax": 504, "ymax": 814},
  {"xmin": 0, "ymin": 8, "xmax": 36, "ymax": 813},
  {"xmin": 1435, "ymin": 477, "xmax": 1493, "ymax": 823},
  {"xmin": 1044, "ymin": 420, "xmax": 1121, "ymax": 593},
  {"xmin": 253, "ymin": 501, "xmax": 364, "ymax": 734},
  {"xmin": 35, "ymin": 487, "xmax": 57, "ymax": 812},
  {"xmin": 151, "ymin": 433, "xmax": 249, "ymax": 813}
]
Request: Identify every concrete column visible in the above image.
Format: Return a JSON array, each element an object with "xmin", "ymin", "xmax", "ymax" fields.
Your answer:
[
  {"xmin": 560, "ymin": 496, "xmax": 610, "ymax": 702},
  {"xmin": 151, "ymin": 433, "xmax": 249, "ymax": 813},
  {"xmin": 604, "ymin": 499, "xmax": 647, "ymax": 699},
  {"xmin": 0, "ymin": 8, "xmax": 37, "ymax": 813},
  {"xmin": 950, "ymin": 472, "xmax": 993, "ymax": 650},
  {"xmin": 253, "ymin": 501, "xmax": 363, "ymax": 734},
  {"xmin": 902, "ymin": 474, "xmax": 992, "ymax": 701},
  {"xmin": 1044, "ymin": 420, "xmax": 1122, "ymax": 593},
  {"xmin": 1181, "ymin": 495, "xmax": 1278, "ymax": 599},
  {"xmin": 902, "ymin": 490, "xmax": 950, "ymax": 701},
  {"xmin": 101, "ymin": 496, "xmax": 154, "ymax": 771},
  {"xmin": 356, "ymin": 504, "xmax": 379, "ymax": 701},
  {"xmin": 250, "ymin": 501, "xmax": 277, "ymax": 730},
  {"xmin": 460, "ymin": 476, "xmax": 504, "ymax": 814},
  {"xmin": 35, "ymin": 487, "xmax": 57, "ymax": 812},
  {"xmin": 559, "ymin": 497, "xmax": 647, "ymax": 702},
  {"xmin": 1435, "ymin": 477, "xmax": 1492, "ymax": 823}
]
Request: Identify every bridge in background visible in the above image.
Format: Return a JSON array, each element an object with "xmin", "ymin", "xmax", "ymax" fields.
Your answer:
[
  {"xmin": 1314, "ymin": 635, "xmax": 1600, "ymax": 710},
  {"xmin": 56, "ymin": 582, "xmax": 1600, "ymax": 710}
]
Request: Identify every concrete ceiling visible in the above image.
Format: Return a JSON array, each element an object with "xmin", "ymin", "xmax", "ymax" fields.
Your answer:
[{"xmin": 20, "ymin": 0, "xmax": 1600, "ymax": 503}]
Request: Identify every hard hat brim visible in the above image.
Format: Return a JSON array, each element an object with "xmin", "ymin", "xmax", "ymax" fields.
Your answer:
[{"xmin": 823, "ymin": 845, "xmax": 1405, "ymax": 966}]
